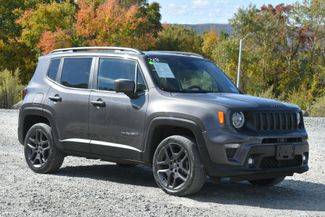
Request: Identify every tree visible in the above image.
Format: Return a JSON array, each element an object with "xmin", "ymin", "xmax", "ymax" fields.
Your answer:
[
  {"xmin": 17, "ymin": 1, "xmax": 76, "ymax": 50},
  {"xmin": 223, "ymin": 1, "xmax": 325, "ymax": 108},
  {"xmin": 35, "ymin": 0, "xmax": 161, "ymax": 53},
  {"xmin": 202, "ymin": 30, "xmax": 219, "ymax": 58},
  {"xmin": 156, "ymin": 24, "xmax": 203, "ymax": 54},
  {"xmin": 0, "ymin": 0, "xmax": 54, "ymax": 83},
  {"xmin": 38, "ymin": 28, "xmax": 73, "ymax": 53}
]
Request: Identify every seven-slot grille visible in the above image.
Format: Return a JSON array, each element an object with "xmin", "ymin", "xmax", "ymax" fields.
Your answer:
[{"xmin": 246, "ymin": 111, "xmax": 299, "ymax": 132}]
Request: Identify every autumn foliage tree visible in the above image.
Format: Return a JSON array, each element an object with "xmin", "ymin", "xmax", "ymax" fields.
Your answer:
[
  {"xmin": 202, "ymin": 30, "xmax": 219, "ymax": 58},
  {"xmin": 34, "ymin": 0, "xmax": 161, "ymax": 53},
  {"xmin": 0, "ymin": 0, "xmax": 57, "ymax": 83},
  {"xmin": 75, "ymin": 0, "xmax": 158, "ymax": 49},
  {"xmin": 17, "ymin": 1, "xmax": 76, "ymax": 50},
  {"xmin": 215, "ymin": 1, "xmax": 324, "ymax": 110}
]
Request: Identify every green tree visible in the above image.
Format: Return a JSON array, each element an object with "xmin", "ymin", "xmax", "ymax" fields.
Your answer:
[
  {"xmin": 17, "ymin": 1, "xmax": 76, "ymax": 50},
  {"xmin": 217, "ymin": 1, "xmax": 325, "ymax": 109},
  {"xmin": 0, "ymin": 0, "xmax": 75, "ymax": 83},
  {"xmin": 156, "ymin": 25, "xmax": 203, "ymax": 54},
  {"xmin": 202, "ymin": 30, "xmax": 219, "ymax": 58}
]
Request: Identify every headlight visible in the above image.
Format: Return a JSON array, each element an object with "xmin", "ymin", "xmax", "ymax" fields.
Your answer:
[
  {"xmin": 232, "ymin": 112, "xmax": 245, "ymax": 128},
  {"xmin": 296, "ymin": 112, "xmax": 301, "ymax": 126}
]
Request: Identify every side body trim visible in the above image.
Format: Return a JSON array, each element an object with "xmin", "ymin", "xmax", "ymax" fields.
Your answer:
[{"xmin": 60, "ymin": 138, "xmax": 142, "ymax": 153}]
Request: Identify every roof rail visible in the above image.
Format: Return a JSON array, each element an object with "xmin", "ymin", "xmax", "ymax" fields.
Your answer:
[
  {"xmin": 148, "ymin": 51, "xmax": 204, "ymax": 58},
  {"xmin": 51, "ymin": 47, "xmax": 143, "ymax": 55}
]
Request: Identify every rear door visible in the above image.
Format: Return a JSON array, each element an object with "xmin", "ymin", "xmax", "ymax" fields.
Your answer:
[
  {"xmin": 45, "ymin": 57, "xmax": 94, "ymax": 153},
  {"xmin": 89, "ymin": 57, "xmax": 148, "ymax": 160}
]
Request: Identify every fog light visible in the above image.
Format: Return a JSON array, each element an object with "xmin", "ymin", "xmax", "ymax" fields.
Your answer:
[
  {"xmin": 248, "ymin": 158, "xmax": 254, "ymax": 165},
  {"xmin": 302, "ymin": 152, "xmax": 308, "ymax": 165}
]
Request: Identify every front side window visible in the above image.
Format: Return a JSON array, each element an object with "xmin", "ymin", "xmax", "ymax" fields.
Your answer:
[
  {"xmin": 60, "ymin": 58, "xmax": 92, "ymax": 89},
  {"xmin": 47, "ymin": 58, "xmax": 60, "ymax": 81},
  {"xmin": 146, "ymin": 55, "xmax": 239, "ymax": 93},
  {"xmin": 97, "ymin": 58, "xmax": 146, "ymax": 92}
]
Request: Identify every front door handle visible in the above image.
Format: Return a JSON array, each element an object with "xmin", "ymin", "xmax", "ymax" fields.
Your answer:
[
  {"xmin": 91, "ymin": 99, "xmax": 106, "ymax": 107},
  {"xmin": 49, "ymin": 94, "xmax": 62, "ymax": 102}
]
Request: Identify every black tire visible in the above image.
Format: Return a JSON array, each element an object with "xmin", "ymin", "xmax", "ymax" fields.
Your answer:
[
  {"xmin": 249, "ymin": 176, "xmax": 285, "ymax": 186},
  {"xmin": 152, "ymin": 135, "xmax": 206, "ymax": 196},
  {"xmin": 24, "ymin": 123, "xmax": 64, "ymax": 174}
]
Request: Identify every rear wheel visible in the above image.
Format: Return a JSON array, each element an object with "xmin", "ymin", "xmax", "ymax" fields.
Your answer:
[
  {"xmin": 249, "ymin": 176, "xmax": 285, "ymax": 186},
  {"xmin": 152, "ymin": 135, "xmax": 206, "ymax": 196},
  {"xmin": 24, "ymin": 123, "xmax": 64, "ymax": 173}
]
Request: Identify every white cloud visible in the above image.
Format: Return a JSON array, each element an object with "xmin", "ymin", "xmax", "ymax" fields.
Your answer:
[
  {"xmin": 166, "ymin": 3, "xmax": 189, "ymax": 16},
  {"xmin": 192, "ymin": 0, "xmax": 210, "ymax": 7}
]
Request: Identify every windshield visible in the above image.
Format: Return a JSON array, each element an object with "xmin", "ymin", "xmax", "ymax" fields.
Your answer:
[{"xmin": 146, "ymin": 55, "xmax": 239, "ymax": 93}]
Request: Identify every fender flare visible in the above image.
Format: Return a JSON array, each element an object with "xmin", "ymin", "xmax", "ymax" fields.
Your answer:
[
  {"xmin": 142, "ymin": 117, "xmax": 212, "ymax": 168},
  {"xmin": 18, "ymin": 106, "xmax": 61, "ymax": 150}
]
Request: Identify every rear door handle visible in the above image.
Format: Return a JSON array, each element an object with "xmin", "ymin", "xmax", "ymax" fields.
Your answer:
[
  {"xmin": 91, "ymin": 99, "xmax": 106, "ymax": 107},
  {"xmin": 49, "ymin": 95, "xmax": 62, "ymax": 102}
]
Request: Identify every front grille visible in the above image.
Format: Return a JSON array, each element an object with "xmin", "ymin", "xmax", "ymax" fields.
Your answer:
[
  {"xmin": 246, "ymin": 111, "xmax": 299, "ymax": 132},
  {"xmin": 260, "ymin": 156, "xmax": 302, "ymax": 169}
]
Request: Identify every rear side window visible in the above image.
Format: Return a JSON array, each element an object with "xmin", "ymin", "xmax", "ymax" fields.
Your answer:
[
  {"xmin": 47, "ymin": 59, "xmax": 60, "ymax": 81},
  {"xmin": 60, "ymin": 58, "xmax": 92, "ymax": 89},
  {"xmin": 98, "ymin": 58, "xmax": 136, "ymax": 91}
]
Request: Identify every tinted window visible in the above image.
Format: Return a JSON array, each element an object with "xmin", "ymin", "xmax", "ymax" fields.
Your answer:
[
  {"xmin": 60, "ymin": 58, "xmax": 92, "ymax": 89},
  {"xmin": 98, "ymin": 58, "xmax": 137, "ymax": 91},
  {"xmin": 47, "ymin": 59, "xmax": 60, "ymax": 81}
]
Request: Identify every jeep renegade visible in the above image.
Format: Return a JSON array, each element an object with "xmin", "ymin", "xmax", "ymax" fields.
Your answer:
[{"xmin": 18, "ymin": 47, "xmax": 309, "ymax": 196}]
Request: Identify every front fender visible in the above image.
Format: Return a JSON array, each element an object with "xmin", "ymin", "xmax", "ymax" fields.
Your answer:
[{"xmin": 142, "ymin": 116, "xmax": 212, "ymax": 170}]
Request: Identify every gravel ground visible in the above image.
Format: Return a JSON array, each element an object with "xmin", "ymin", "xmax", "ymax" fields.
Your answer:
[{"xmin": 0, "ymin": 109, "xmax": 324, "ymax": 217}]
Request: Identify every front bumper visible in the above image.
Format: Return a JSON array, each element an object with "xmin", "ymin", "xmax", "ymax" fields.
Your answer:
[{"xmin": 201, "ymin": 128, "xmax": 309, "ymax": 178}]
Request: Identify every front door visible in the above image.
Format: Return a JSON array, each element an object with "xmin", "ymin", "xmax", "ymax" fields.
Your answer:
[{"xmin": 89, "ymin": 57, "xmax": 148, "ymax": 160}]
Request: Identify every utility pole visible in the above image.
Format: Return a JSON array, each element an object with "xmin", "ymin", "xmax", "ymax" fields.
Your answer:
[
  {"xmin": 236, "ymin": 39, "xmax": 243, "ymax": 88},
  {"xmin": 236, "ymin": 33, "xmax": 253, "ymax": 89}
]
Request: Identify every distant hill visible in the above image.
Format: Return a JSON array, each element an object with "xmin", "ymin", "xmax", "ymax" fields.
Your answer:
[{"xmin": 183, "ymin": 23, "xmax": 233, "ymax": 35}]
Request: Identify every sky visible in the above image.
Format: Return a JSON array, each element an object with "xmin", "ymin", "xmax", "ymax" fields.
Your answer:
[{"xmin": 148, "ymin": 0, "xmax": 301, "ymax": 24}]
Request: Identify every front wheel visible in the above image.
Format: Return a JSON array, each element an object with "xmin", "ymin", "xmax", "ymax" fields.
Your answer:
[
  {"xmin": 249, "ymin": 176, "xmax": 285, "ymax": 186},
  {"xmin": 152, "ymin": 135, "xmax": 206, "ymax": 196}
]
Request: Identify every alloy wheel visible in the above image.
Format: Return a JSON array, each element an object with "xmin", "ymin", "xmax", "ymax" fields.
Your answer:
[
  {"xmin": 154, "ymin": 143, "xmax": 190, "ymax": 190},
  {"xmin": 25, "ymin": 129, "xmax": 50, "ymax": 168}
]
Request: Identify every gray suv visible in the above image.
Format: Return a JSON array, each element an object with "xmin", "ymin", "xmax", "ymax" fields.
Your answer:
[{"xmin": 18, "ymin": 47, "xmax": 309, "ymax": 196}]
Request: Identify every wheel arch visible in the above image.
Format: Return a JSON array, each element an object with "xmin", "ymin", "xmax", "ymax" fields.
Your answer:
[
  {"xmin": 142, "ymin": 117, "xmax": 211, "ymax": 166},
  {"xmin": 18, "ymin": 107, "xmax": 59, "ymax": 148}
]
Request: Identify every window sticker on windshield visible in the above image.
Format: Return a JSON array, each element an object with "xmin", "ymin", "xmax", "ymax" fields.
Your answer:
[{"xmin": 153, "ymin": 62, "xmax": 175, "ymax": 78}]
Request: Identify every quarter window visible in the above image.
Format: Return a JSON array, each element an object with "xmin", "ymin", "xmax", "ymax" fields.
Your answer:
[
  {"xmin": 60, "ymin": 58, "xmax": 92, "ymax": 89},
  {"xmin": 47, "ymin": 59, "xmax": 60, "ymax": 81},
  {"xmin": 98, "ymin": 58, "xmax": 146, "ymax": 92}
]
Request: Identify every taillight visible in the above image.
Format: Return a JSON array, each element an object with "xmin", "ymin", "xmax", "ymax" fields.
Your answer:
[{"xmin": 22, "ymin": 88, "xmax": 28, "ymax": 99}]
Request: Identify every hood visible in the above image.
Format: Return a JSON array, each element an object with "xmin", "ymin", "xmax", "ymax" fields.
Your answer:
[{"xmin": 170, "ymin": 92, "xmax": 299, "ymax": 110}]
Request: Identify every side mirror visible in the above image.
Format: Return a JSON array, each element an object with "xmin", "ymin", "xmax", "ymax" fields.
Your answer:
[{"xmin": 115, "ymin": 79, "xmax": 135, "ymax": 97}]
